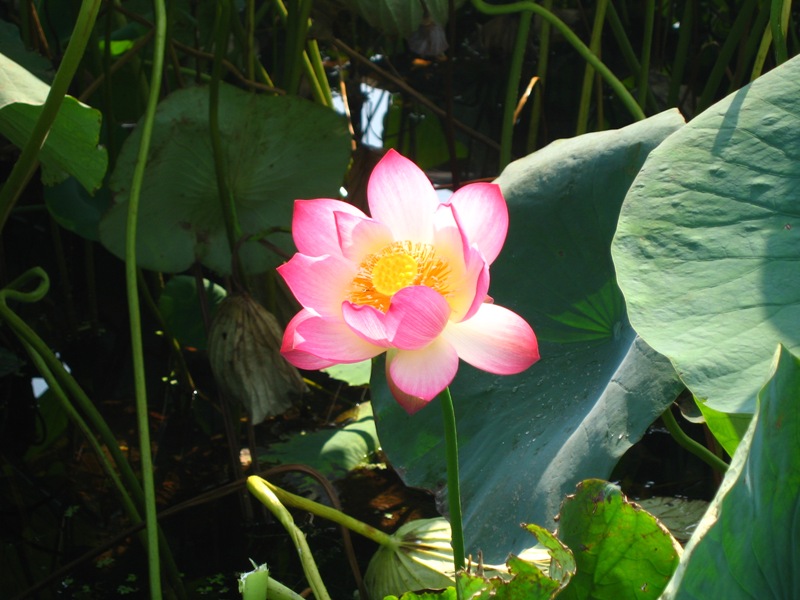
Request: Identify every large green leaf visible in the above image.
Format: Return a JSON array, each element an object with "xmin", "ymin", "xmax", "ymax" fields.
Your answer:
[
  {"xmin": 340, "ymin": 0, "xmax": 467, "ymax": 37},
  {"xmin": 612, "ymin": 56, "xmax": 800, "ymax": 414},
  {"xmin": 662, "ymin": 345, "xmax": 800, "ymax": 599},
  {"xmin": 557, "ymin": 480, "xmax": 680, "ymax": 599},
  {"xmin": 0, "ymin": 53, "xmax": 107, "ymax": 192},
  {"xmin": 99, "ymin": 83, "xmax": 352, "ymax": 275},
  {"xmin": 372, "ymin": 110, "xmax": 686, "ymax": 563}
]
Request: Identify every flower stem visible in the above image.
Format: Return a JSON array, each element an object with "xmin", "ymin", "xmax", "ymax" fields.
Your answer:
[
  {"xmin": 661, "ymin": 405, "xmax": 728, "ymax": 473},
  {"xmin": 247, "ymin": 476, "xmax": 397, "ymax": 548},
  {"xmin": 126, "ymin": 0, "xmax": 168, "ymax": 594},
  {"xmin": 438, "ymin": 387, "xmax": 465, "ymax": 588},
  {"xmin": 247, "ymin": 477, "xmax": 332, "ymax": 600}
]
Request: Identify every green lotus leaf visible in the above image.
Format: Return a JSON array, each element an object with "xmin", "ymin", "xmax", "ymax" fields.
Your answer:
[
  {"xmin": 612, "ymin": 55, "xmax": 800, "ymax": 414},
  {"xmin": 0, "ymin": 53, "xmax": 107, "ymax": 192},
  {"xmin": 557, "ymin": 480, "xmax": 681, "ymax": 599},
  {"xmin": 99, "ymin": 83, "xmax": 351, "ymax": 275},
  {"xmin": 662, "ymin": 345, "xmax": 800, "ymax": 599}
]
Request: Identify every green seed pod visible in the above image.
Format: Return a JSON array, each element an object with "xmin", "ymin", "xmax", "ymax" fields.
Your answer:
[{"xmin": 208, "ymin": 293, "xmax": 306, "ymax": 424}]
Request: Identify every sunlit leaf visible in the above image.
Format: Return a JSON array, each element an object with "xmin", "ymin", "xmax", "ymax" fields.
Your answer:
[
  {"xmin": 0, "ymin": 54, "xmax": 107, "ymax": 192},
  {"xmin": 662, "ymin": 345, "xmax": 800, "ymax": 599},
  {"xmin": 612, "ymin": 55, "xmax": 800, "ymax": 414},
  {"xmin": 557, "ymin": 480, "xmax": 681, "ymax": 599}
]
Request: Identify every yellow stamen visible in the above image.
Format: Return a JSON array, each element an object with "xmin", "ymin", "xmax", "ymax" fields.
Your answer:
[{"xmin": 349, "ymin": 241, "xmax": 452, "ymax": 312}]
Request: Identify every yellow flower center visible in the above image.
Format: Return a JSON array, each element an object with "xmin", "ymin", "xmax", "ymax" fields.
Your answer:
[{"xmin": 349, "ymin": 241, "xmax": 452, "ymax": 312}]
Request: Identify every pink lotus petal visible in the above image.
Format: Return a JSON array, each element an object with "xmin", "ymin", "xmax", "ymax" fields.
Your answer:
[
  {"xmin": 431, "ymin": 203, "xmax": 466, "ymax": 270},
  {"xmin": 281, "ymin": 310, "xmax": 339, "ymax": 369},
  {"xmin": 443, "ymin": 303, "xmax": 539, "ymax": 374},
  {"xmin": 448, "ymin": 245, "xmax": 490, "ymax": 322},
  {"xmin": 293, "ymin": 199, "xmax": 367, "ymax": 257},
  {"xmin": 367, "ymin": 149, "xmax": 439, "ymax": 243},
  {"xmin": 384, "ymin": 354, "xmax": 434, "ymax": 415},
  {"xmin": 277, "ymin": 253, "xmax": 355, "ymax": 317},
  {"xmin": 342, "ymin": 301, "xmax": 390, "ymax": 346},
  {"xmin": 384, "ymin": 286, "xmax": 451, "ymax": 350},
  {"xmin": 334, "ymin": 211, "xmax": 393, "ymax": 262},
  {"xmin": 291, "ymin": 310, "xmax": 386, "ymax": 363},
  {"xmin": 386, "ymin": 338, "xmax": 459, "ymax": 408},
  {"xmin": 449, "ymin": 183, "xmax": 508, "ymax": 265}
]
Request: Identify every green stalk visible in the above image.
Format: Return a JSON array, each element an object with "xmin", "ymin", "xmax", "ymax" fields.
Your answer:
[
  {"xmin": 247, "ymin": 478, "xmax": 332, "ymax": 600},
  {"xmin": 21, "ymin": 340, "xmax": 143, "ymax": 530},
  {"xmin": 125, "ymin": 0, "xmax": 168, "ymax": 594},
  {"xmin": 439, "ymin": 387, "xmax": 465, "ymax": 596},
  {"xmin": 526, "ymin": 0, "xmax": 552, "ymax": 152},
  {"xmin": 638, "ymin": 0, "xmax": 655, "ymax": 110},
  {"xmin": 605, "ymin": 3, "xmax": 640, "ymax": 79},
  {"xmin": 0, "ymin": 269, "xmax": 185, "ymax": 597},
  {"xmin": 661, "ymin": 406, "xmax": 728, "ymax": 473},
  {"xmin": 471, "ymin": 0, "xmax": 644, "ymax": 122},
  {"xmin": 730, "ymin": 1, "xmax": 770, "ymax": 92},
  {"xmin": 272, "ymin": 0, "xmax": 330, "ymax": 105},
  {"xmin": 667, "ymin": 0, "xmax": 694, "ymax": 107},
  {"xmin": 307, "ymin": 38, "xmax": 334, "ymax": 107},
  {"xmin": 0, "ymin": 0, "xmax": 102, "ymax": 234},
  {"xmin": 248, "ymin": 476, "xmax": 397, "ymax": 548},
  {"xmin": 576, "ymin": 0, "xmax": 608, "ymax": 135},
  {"xmin": 283, "ymin": 0, "xmax": 314, "ymax": 96},
  {"xmin": 696, "ymin": 0, "xmax": 758, "ymax": 112},
  {"xmin": 770, "ymin": 0, "xmax": 790, "ymax": 65},
  {"xmin": 499, "ymin": 10, "xmax": 532, "ymax": 169},
  {"xmin": 210, "ymin": 0, "xmax": 243, "ymax": 260}
]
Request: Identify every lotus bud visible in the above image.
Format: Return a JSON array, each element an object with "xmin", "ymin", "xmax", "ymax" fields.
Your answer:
[{"xmin": 208, "ymin": 293, "xmax": 306, "ymax": 424}]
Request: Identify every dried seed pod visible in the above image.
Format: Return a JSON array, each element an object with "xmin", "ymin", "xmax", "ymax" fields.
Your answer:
[{"xmin": 207, "ymin": 293, "xmax": 306, "ymax": 424}]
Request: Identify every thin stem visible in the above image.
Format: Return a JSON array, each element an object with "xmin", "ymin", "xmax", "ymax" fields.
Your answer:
[
  {"xmin": 661, "ymin": 405, "xmax": 728, "ymax": 473},
  {"xmin": 248, "ymin": 476, "xmax": 397, "ymax": 548},
  {"xmin": 0, "ymin": 269, "xmax": 185, "ymax": 597},
  {"xmin": 638, "ymin": 0, "xmax": 655, "ymax": 110},
  {"xmin": 471, "ymin": 0, "xmax": 645, "ymax": 122},
  {"xmin": 770, "ymin": 0, "xmax": 789, "ymax": 65},
  {"xmin": 126, "ymin": 0, "xmax": 168, "ymax": 594},
  {"xmin": 526, "ymin": 0, "xmax": 552, "ymax": 152},
  {"xmin": 499, "ymin": 10, "xmax": 531, "ymax": 169},
  {"xmin": 438, "ymin": 387, "xmax": 465, "ymax": 591},
  {"xmin": 696, "ymin": 0, "xmax": 758, "ymax": 111},
  {"xmin": 247, "ymin": 477, "xmax": 332, "ymax": 600},
  {"xmin": 576, "ymin": 0, "xmax": 608, "ymax": 135},
  {"xmin": 667, "ymin": 0, "xmax": 694, "ymax": 107},
  {"xmin": 0, "ymin": 0, "xmax": 103, "ymax": 234}
]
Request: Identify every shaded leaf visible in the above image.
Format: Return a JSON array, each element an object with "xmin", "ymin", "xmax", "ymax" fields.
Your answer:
[
  {"xmin": 158, "ymin": 275, "xmax": 227, "ymax": 350},
  {"xmin": 100, "ymin": 83, "xmax": 351, "ymax": 275},
  {"xmin": 261, "ymin": 402, "xmax": 378, "ymax": 478}
]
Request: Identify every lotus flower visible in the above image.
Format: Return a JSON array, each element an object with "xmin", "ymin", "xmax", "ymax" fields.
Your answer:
[{"xmin": 278, "ymin": 149, "xmax": 539, "ymax": 413}]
